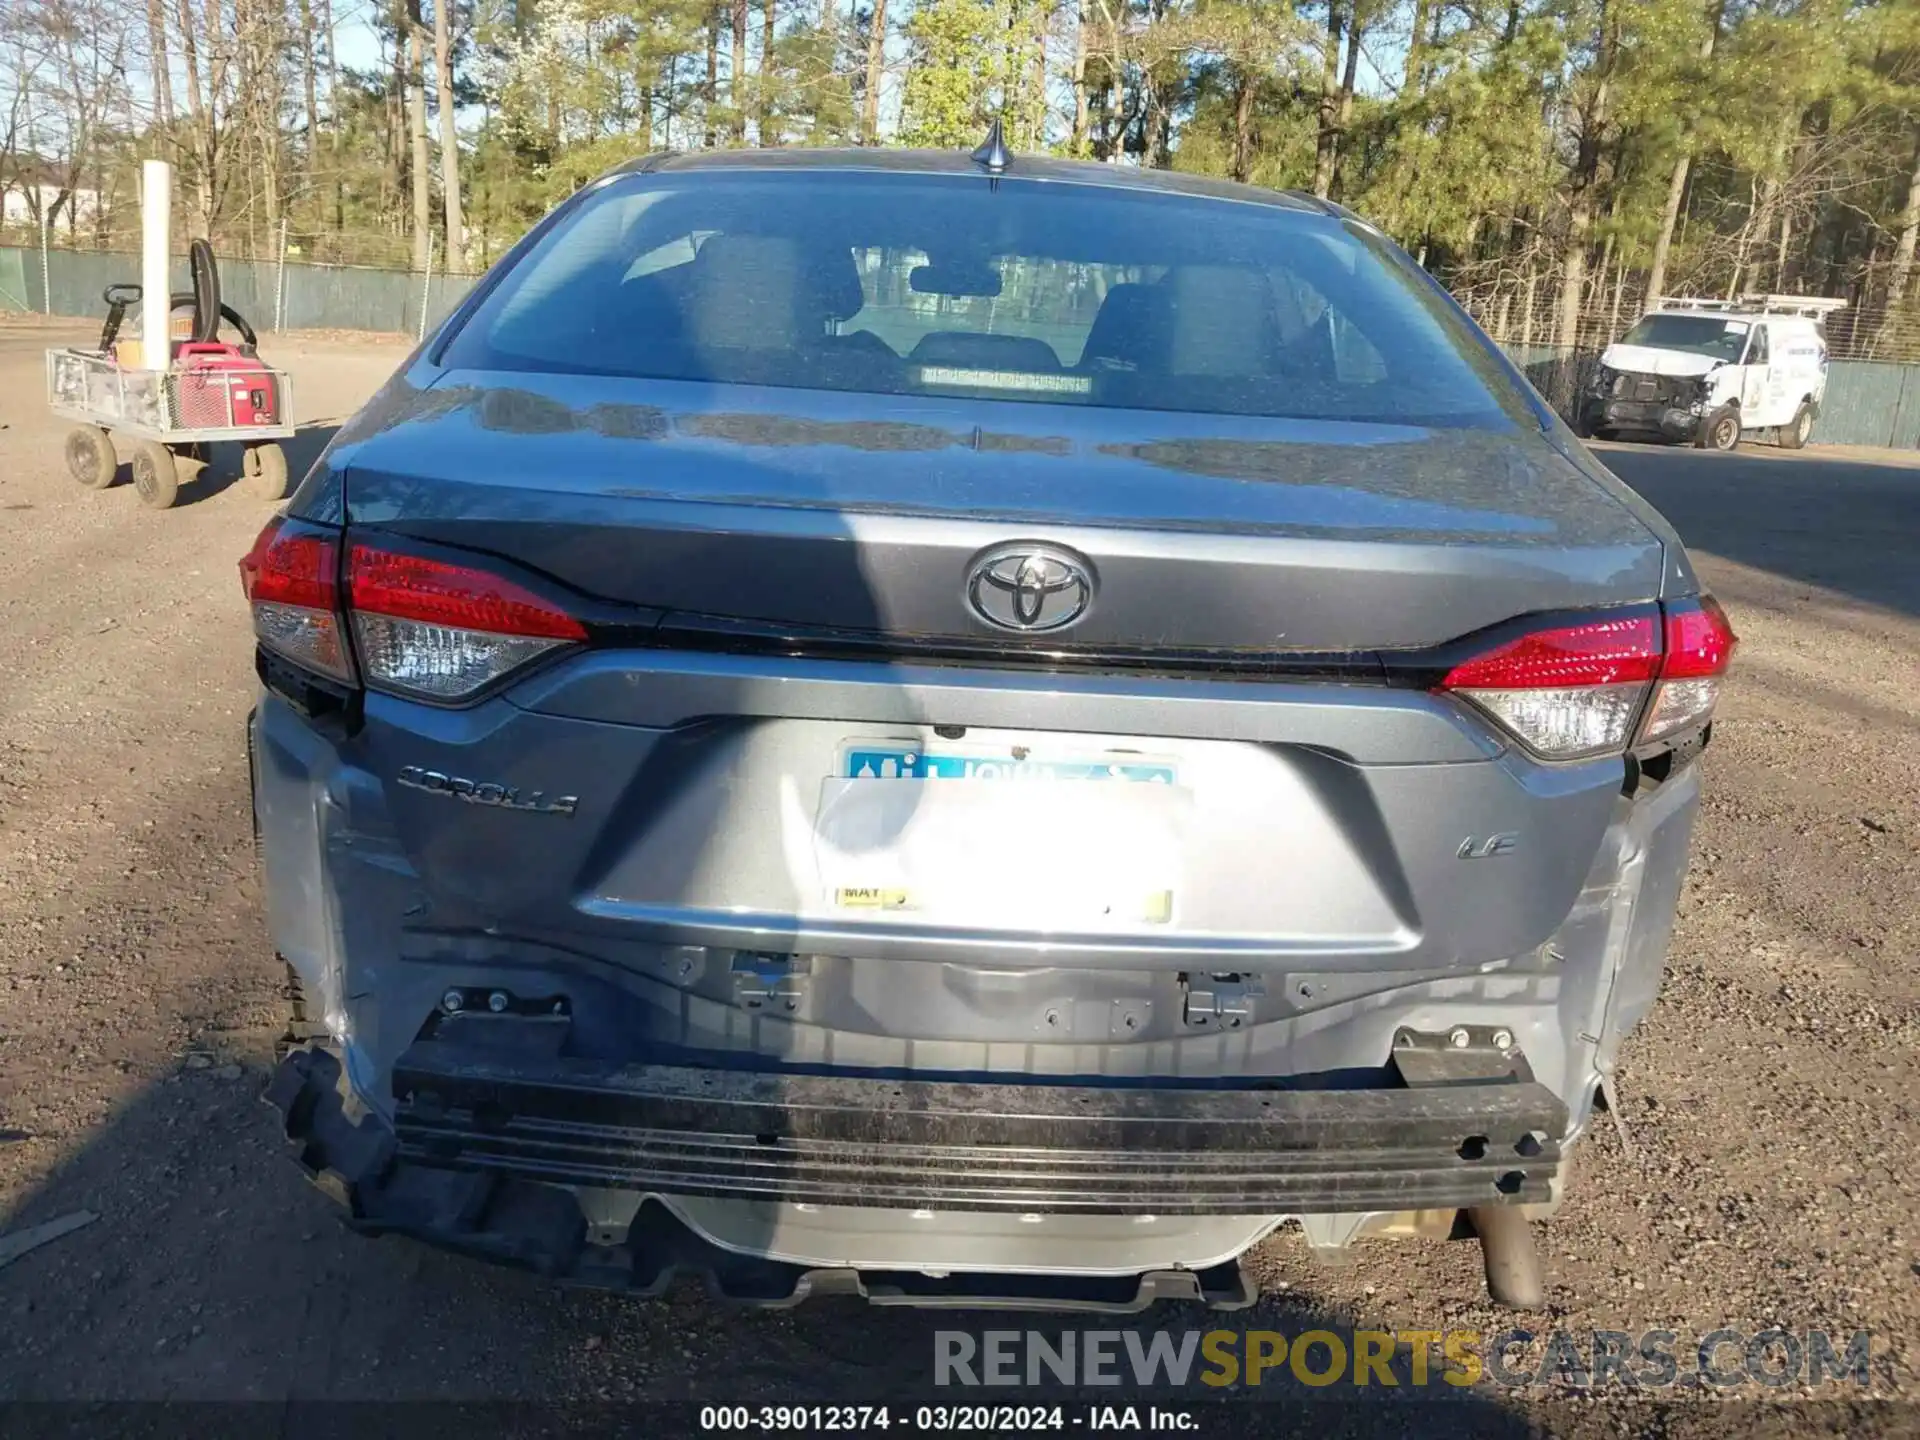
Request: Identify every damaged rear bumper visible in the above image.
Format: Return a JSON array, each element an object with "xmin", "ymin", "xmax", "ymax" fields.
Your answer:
[{"xmin": 266, "ymin": 1021, "xmax": 1567, "ymax": 1309}]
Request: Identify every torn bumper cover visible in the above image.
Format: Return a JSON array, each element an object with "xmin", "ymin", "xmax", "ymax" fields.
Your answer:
[{"xmin": 266, "ymin": 1031, "xmax": 1566, "ymax": 1307}]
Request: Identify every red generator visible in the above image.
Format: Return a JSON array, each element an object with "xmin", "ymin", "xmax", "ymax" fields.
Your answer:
[{"xmin": 173, "ymin": 342, "xmax": 284, "ymax": 429}]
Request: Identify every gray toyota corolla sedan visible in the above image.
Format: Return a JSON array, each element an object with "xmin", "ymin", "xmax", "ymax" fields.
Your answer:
[{"xmin": 247, "ymin": 141, "xmax": 1734, "ymax": 1312}]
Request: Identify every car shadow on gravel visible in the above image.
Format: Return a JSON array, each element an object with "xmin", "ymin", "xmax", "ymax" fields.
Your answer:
[{"xmin": 1596, "ymin": 442, "xmax": 1920, "ymax": 619}]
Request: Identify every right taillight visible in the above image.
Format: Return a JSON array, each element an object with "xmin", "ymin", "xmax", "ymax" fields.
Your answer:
[
  {"xmin": 1639, "ymin": 594, "xmax": 1737, "ymax": 745},
  {"xmin": 1437, "ymin": 596, "xmax": 1735, "ymax": 761}
]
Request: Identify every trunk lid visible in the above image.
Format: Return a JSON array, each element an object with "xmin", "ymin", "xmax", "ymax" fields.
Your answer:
[{"xmin": 339, "ymin": 370, "xmax": 1664, "ymax": 654}]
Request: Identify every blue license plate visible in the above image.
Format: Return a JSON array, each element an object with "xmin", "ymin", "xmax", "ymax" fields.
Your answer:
[{"xmin": 843, "ymin": 745, "xmax": 1175, "ymax": 783}]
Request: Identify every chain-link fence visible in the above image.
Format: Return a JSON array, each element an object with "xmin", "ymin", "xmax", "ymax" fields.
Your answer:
[
  {"xmin": 0, "ymin": 244, "xmax": 476, "ymax": 343},
  {"xmin": 4, "ymin": 239, "xmax": 1917, "ymax": 447}
]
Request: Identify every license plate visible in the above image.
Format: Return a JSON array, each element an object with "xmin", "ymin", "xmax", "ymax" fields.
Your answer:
[
  {"xmin": 820, "ymin": 739, "xmax": 1184, "ymax": 923},
  {"xmin": 842, "ymin": 743, "xmax": 1176, "ymax": 784}
]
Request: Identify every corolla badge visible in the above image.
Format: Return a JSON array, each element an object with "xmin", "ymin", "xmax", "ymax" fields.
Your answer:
[
  {"xmin": 965, "ymin": 543, "xmax": 1095, "ymax": 633},
  {"xmin": 396, "ymin": 765, "xmax": 578, "ymax": 816}
]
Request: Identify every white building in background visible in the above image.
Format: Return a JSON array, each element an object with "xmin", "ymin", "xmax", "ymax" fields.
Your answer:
[{"xmin": 1, "ymin": 160, "xmax": 102, "ymax": 228}]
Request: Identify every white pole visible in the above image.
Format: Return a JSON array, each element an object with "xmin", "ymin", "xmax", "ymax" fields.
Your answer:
[
  {"xmin": 40, "ymin": 214, "xmax": 50, "ymax": 315},
  {"xmin": 417, "ymin": 237, "xmax": 433, "ymax": 344},
  {"xmin": 140, "ymin": 160, "xmax": 172, "ymax": 369},
  {"xmin": 275, "ymin": 218, "xmax": 289, "ymax": 334}
]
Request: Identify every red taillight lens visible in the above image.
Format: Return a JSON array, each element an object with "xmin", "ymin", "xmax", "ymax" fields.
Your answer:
[
  {"xmin": 1640, "ymin": 595, "xmax": 1737, "ymax": 743},
  {"xmin": 346, "ymin": 544, "xmax": 585, "ymax": 700},
  {"xmin": 240, "ymin": 517, "xmax": 354, "ymax": 682},
  {"xmin": 1436, "ymin": 599, "xmax": 1736, "ymax": 760},
  {"xmin": 346, "ymin": 548, "xmax": 587, "ymax": 642},
  {"xmin": 1660, "ymin": 595, "xmax": 1737, "ymax": 679},
  {"xmin": 1438, "ymin": 612, "xmax": 1661, "ymax": 691},
  {"xmin": 1438, "ymin": 609, "xmax": 1660, "ymax": 760}
]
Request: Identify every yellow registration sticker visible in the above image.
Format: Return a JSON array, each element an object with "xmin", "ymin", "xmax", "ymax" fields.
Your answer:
[{"xmin": 834, "ymin": 887, "xmax": 914, "ymax": 910}]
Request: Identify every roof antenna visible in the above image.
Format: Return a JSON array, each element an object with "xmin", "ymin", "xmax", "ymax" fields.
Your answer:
[{"xmin": 970, "ymin": 116, "xmax": 1011, "ymax": 175}]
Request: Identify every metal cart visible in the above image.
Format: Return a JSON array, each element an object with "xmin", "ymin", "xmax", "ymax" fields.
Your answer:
[{"xmin": 49, "ymin": 346, "xmax": 296, "ymax": 510}]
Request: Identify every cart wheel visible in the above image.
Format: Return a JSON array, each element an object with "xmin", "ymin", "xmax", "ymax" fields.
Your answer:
[
  {"xmin": 241, "ymin": 442, "xmax": 290, "ymax": 502},
  {"xmin": 131, "ymin": 440, "xmax": 180, "ymax": 510},
  {"xmin": 65, "ymin": 425, "xmax": 118, "ymax": 489}
]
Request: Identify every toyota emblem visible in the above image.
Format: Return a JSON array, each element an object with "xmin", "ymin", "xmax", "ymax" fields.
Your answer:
[{"xmin": 964, "ymin": 543, "xmax": 1095, "ymax": 633}]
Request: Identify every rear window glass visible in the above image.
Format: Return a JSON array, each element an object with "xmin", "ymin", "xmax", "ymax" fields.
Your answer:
[{"xmin": 442, "ymin": 170, "xmax": 1531, "ymax": 427}]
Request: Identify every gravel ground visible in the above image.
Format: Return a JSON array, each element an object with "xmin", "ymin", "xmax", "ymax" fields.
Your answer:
[{"xmin": 0, "ymin": 321, "xmax": 1916, "ymax": 1435}]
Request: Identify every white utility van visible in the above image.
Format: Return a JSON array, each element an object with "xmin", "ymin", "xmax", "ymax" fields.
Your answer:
[{"xmin": 1577, "ymin": 294, "xmax": 1842, "ymax": 451}]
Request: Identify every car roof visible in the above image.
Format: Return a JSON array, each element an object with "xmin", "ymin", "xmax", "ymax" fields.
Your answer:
[{"xmin": 607, "ymin": 147, "xmax": 1335, "ymax": 215}]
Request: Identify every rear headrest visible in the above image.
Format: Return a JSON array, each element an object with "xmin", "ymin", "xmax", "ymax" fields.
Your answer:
[
  {"xmin": 808, "ymin": 246, "xmax": 865, "ymax": 324},
  {"xmin": 1080, "ymin": 282, "xmax": 1169, "ymax": 369},
  {"xmin": 688, "ymin": 234, "xmax": 808, "ymax": 351},
  {"xmin": 909, "ymin": 331, "xmax": 1062, "ymax": 370},
  {"xmin": 1165, "ymin": 266, "xmax": 1277, "ymax": 376},
  {"xmin": 686, "ymin": 235, "xmax": 867, "ymax": 349}
]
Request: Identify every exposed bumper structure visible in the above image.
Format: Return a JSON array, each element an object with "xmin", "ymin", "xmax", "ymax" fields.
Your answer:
[
  {"xmin": 1583, "ymin": 394, "xmax": 1704, "ymax": 440},
  {"xmin": 267, "ymin": 1019, "xmax": 1566, "ymax": 1308}
]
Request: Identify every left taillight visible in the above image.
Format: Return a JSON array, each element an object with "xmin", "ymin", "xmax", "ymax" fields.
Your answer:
[
  {"xmin": 240, "ymin": 524, "xmax": 589, "ymax": 702},
  {"xmin": 346, "ymin": 544, "xmax": 587, "ymax": 701},
  {"xmin": 239, "ymin": 517, "xmax": 355, "ymax": 683}
]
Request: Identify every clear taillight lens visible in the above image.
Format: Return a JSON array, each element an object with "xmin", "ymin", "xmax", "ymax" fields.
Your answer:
[
  {"xmin": 239, "ymin": 518, "xmax": 355, "ymax": 682},
  {"xmin": 346, "ymin": 545, "xmax": 586, "ymax": 701},
  {"xmin": 1438, "ymin": 610, "xmax": 1661, "ymax": 760}
]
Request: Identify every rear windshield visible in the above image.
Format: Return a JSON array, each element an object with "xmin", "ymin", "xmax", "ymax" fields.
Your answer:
[{"xmin": 442, "ymin": 170, "xmax": 1533, "ymax": 427}]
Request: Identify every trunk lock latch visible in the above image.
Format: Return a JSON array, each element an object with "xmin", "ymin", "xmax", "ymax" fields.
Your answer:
[
  {"xmin": 1180, "ymin": 973, "xmax": 1262, "ymax": 1029},
  {"xmin": 730, "ymin": 952, "xmax": 811, "ymax": 1012}
]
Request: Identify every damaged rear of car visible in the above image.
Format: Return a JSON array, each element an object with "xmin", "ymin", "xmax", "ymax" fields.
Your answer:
[{"xmin": 251, "ymin": 149, "xmax": 1732, "ymax": 1311}]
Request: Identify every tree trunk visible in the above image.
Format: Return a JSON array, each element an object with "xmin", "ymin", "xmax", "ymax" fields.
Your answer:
[
  {"xmin": 1231, "ymin": 68, "xmax": 1255, "ymax": 183},
  {"xmin": 1775, "ymin": 204, "xmax": 1792, "ymax": 294},
  {"xmin": 863, "ymin": 0, "xmax": 887, "ymax": 142},
  {"xmin": 1312, "ymin": 0, "xmax": 1343, "ymax": 198},
  {"xmin": 1646, "ymin": 0, "xmax": 1724, "ymax": 304},
  {"xmin": 1646, "ymin": 155, "xmax": 1690, "ymax": 304},
  {"xmin": 1885, "ymin": 125, "xmax": 1920, "ymax": 306},
  {"xmin": 432, "ymin": 0, "xmax": 464, "ymax": 264},
  {"xmin": 1406, "ymin": 0, "xmax": 1431, "ymax": 92},
  {"xmin": 387, "ymin": 9, "xmax": 407, "ymax": 213},
  {"xmin": 1555, "ymin": 0, "xmax": 1614, "ymax": 360},
  {"xmin": 407, "ymin": 9, "xmax": 432, "ymax": 272},
  {"xmin": 296, "ymin": 0, "xmax": 320, "ymax": 203},
  {"xmin": 147, "ymin": 0, "xmax": 175, "ymax": 128},
  {"xmin": 1609, "ymin": 248, "xmax": 1628, "ymax": 335},
  {"xmin": 761, "ymin": 0, "xmax": 777, "ymax": 142},
  {"xmin": 1146, "ymin": 64, "xmax": 1175, "ymax": 169},
  {"xmin": 174, "ymin": 0, "xmax": 214, "ymax": 233},
  {"xmin": 706, "ymin": 7, "xmax": 720, "ymax": 147},
  {"xmin": 1329, "ymin": 8, "xmax": 1362, "ymax": 197},
  {"xmin": 730, "ymin": 0, "xmax": 748, "ymax": 143},
  {"xmin": 1070, "ymin": 1, "xmax": 1088, "ymax": 157},
  {"xmin": 320, "ymin": 0, "xmax": 342, "ymax": 230}
]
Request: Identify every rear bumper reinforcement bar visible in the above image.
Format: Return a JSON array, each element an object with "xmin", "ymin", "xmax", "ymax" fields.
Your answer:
[
  {"xmin": 266, "ymin": 1047, "xmax": 1258, "ymax": 1310},
  {"xmin": 267, "ymin": 1027, "xmax": 1565, "ymax": 1305},
  {"xmin": 378, "ymin": 1032, "xmax": 1567, "ymax": 1214}
]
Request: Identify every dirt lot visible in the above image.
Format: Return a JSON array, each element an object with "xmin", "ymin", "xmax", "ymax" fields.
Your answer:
[{"xmin": 0, "ymin": 322, "xmax": 1916, "ymax": 1432}]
